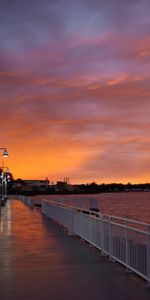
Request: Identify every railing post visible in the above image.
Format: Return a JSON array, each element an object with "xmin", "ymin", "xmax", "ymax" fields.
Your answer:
[
  {"xmin": 68, "ymin": 208, "xmax": 74, "ymax": 236},
  {"xmin": 147, "ymin": 225, "xmax": 150, "ymax": 287},
  {"xmin": 125, "ymin": 220, "xmax": 129, "ymax": 271},
  {"xmin": 89, "ymin": 198, "xmax": 99, "ymax": 213},
  {"xmin": 100, "ymin": 216, "xmax": 105, "ymax": 254},
  {"xmin": 109, "ymin": 216, "xmax": 113, "ymax": 261},
  {"xmin": 89, "ymin": 212, "xmax": 94, "ymax": 247}
]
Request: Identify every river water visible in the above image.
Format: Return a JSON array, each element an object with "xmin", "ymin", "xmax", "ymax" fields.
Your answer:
[{"xmin": 34, "ymin": 192, "xmax": 150, "ymax": 224}]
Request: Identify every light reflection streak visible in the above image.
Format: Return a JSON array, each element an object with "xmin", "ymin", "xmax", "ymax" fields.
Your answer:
[{"xmin": 0, "ymin": 201, "xmax": 12, "ymax": 235}]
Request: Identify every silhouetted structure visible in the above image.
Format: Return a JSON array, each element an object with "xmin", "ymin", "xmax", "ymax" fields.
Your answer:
[{"xmin": 11, "ymin": 178, "xmax": 150, "ymax": 195}]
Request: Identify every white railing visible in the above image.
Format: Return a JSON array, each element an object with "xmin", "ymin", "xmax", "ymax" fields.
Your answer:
[
  {"xmin": 18, "ymin": 195, "xmax": 34, "ymax": 208},
  {"xmin": 42, "ymin": 199, "xmax": 150, "ymax": 285}
]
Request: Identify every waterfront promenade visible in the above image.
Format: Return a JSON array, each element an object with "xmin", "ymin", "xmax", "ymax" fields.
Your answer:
[{"xmin": 0, "ymin": 199, "xmax": 150, "ymax": 300}]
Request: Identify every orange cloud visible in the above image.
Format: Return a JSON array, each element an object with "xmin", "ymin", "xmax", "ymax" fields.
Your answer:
[{"xmin": 0, "ymin": 21, "xmax": 150, "ymax": 183}]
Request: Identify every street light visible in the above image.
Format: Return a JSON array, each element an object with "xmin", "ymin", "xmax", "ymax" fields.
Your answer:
[
  {"xmin": 0, "ymin": 167, "xmax": 10, "ymax": 206},
  {"xmin": 0, "ymin": 147, "xmax": 9, "ymax": 207},
  {"xmin": 0, "ymin": 148, "xmax": 9, "ymax": 157}
]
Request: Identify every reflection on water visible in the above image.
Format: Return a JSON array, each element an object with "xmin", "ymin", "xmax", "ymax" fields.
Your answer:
[
  {"xmin": 33, "ymin": 192, "xmax": 150, "ymax": 223},
  {"xmin": 0, "ymin": 199, "xmax": 72, "ymax": 266},
  {"xmin": 0, "ymin": 199, "xmax": 72, "ymax": 299},
  {"xmin": 0, "ymin": 203, "xmax": 12, "ymax": 235},
  {"xmin": 0, "ymin": 202, "xmax": 12, "ymax": 279}
]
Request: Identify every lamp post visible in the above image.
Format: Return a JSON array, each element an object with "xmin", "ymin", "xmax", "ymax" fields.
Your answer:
[
  {"xmin": 0, "ymin": 148, "xmax": 9, "ymax": 206},
  {"xmin": 0, "ymin": 166, "xmax": 10, "ymax": 206}
]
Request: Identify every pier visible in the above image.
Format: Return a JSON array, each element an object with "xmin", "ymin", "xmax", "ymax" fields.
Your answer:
[{"xmin": 0, "ymin": 197, "xmax": 150, "ymax": 300}]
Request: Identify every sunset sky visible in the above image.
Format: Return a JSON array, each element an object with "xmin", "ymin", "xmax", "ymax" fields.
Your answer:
[{"xmin": 0, "ymin": 0, "xmax": 150, "ymax": 183}]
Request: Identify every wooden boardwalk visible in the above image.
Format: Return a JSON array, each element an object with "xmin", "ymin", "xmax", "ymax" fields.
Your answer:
[{"xmin": 0, "ymin": 198, "xmax": 150, "ymax": 300}]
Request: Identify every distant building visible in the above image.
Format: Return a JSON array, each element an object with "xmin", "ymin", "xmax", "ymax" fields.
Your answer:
[
  {"xmin": 13, "ymin": 178, "xmax": 49, "ymax": 193},
  {"xmin": 56, "ymin": 181, "xmax": 74, "ymax": 193},
  {"xmin": 56, "ymin": 181, "xmax": 68, "ymax": 192},
  {"xmin": 23, "ymin": 179, "xmax": 49, "ymax": 187}
]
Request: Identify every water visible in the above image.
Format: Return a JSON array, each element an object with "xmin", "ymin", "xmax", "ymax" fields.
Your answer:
[{"xmin": 34, "ymin": 192, "xmax": 150, "ymax": 224}]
